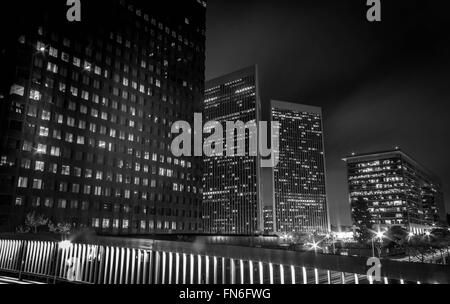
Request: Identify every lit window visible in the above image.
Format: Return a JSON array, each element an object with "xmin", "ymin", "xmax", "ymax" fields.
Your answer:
[
  {"xmin": 22, "ymin": 141, "xmax": 33, "ymax": 152},
  {"xmin": 65, "ymin": 133, "xmax": 74, "ymax": 143},
  {"xmin": 102, "ymin": 219, "xmax": 110, "ymax": 229},
  {"xmin": 41, "ymin": 110, "xmax": 51, "ymax": 121},
  {"xmin": 70, "ymin": 86, "xmax": 78, "ymax": 96},
  {"xmin": 50, "ymin": 146, "xmax": 61, "ymax": 157},
  {"xmin": 46, "ymin": 62, "xmax": 58, "ymax": 74},
  {"xmin": 36, "ymin": 144, "xmax": 47, "ymax": 154},
  {"xmin": 32, "ymin": 179, "xmax": 43, "ymax": 189},
  {"xmin": 49, "ymin": 47, "xmax": 58, "ymax": 57},
  {"xmin": 29, "ymin": 90, "xmax": 41, "ymax": 101},
  {"xmin": 94, "ymin": 186, "xmax": 102, "ymax": 196},
  {"xmin": 37, "ymin": 41, "xmax": 46, "ymax": 51},
  {"xmin": 44, "ymin": 198, "xmax": 53, "ymax": 208},
  {"xmin": 81, "ymin": 91, "xmax": 89, "ymax": 100},
  {"xmin": 92, "ymin": 218, "xmax": 100, "ymax": 228},
  {"xmin": 10, "ymin": 84, "xmax": 25, "ymax": 96},
  {"xmin": 35, "ymin": 161, "xmax": 45, "ymax": 172},
  {"xmin": 61, "ymin": 165, "xmax": 70, "ymax": 176},
  {"xmin": 39, "ymin": 126, "xmax": 49, "ymax": 137},
  {"xmin": 15, "ymin": 197, "xmax": 25, "ymax": 206},
  {"xmin": 57, "ymin": 199, "xmax": 67, "ymax": 209},
  {"xmin": 17, "ymin": 177, "xmax": 28, "ymax": 188}
]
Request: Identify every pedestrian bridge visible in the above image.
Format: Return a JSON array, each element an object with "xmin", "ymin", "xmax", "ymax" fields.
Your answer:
[{"xmin": 0, "ymin": 235, "xmax": 449, "ymax": 284}]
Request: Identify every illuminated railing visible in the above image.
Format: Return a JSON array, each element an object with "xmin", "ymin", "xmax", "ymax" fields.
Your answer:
[{"xmin": 0, "ymin": 236, "xmax": 448, "ymax": 284}]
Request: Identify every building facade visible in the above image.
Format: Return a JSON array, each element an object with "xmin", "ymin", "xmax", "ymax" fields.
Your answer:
[
  {"xmin": 344, "ymin": 149, "xmax": 445, "ymax": 233},
  {"xmin": 267, "ymin": 101, "xmax": 329, "ymax": 234},
  {"xmin": 202, "ymin": 66, "xmax": 263, "ymax": 235},
  {"xmin": 0, "ymin": 0, "xmax": 206, "ymax": 234}
]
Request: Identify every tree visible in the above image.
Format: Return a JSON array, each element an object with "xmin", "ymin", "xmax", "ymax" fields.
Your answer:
[
  {"xmin": 16, "ymin": 225, "xmax": 31, "ymax": 234},
  {"xmin": 381, "ymin": 226, "xmax": 408, "ymax": 256},
  {"xmin": 24, "ymin": 211, "xmax": 49, "ymax": 234},
  {"xmin": 48, "ymin": 222, "xmax": 73, "ymax": 235},
  {"xmin": 291, "ymin": 232, "xmax": 312, "ymax": 245},
  {"xmin": 429, "ymin": 228, "xmax": 450, "ymax": 264},
  {"xmin": 351, "ymin": 197, "xmax": 373, "ymax": 245},
  {"xmin": 383, "ymin": 226, "xmax": 408, "ymax": 248},
  {"xmin": 408, "ymin": 235, "xmax": 431, "ymax": 263}
]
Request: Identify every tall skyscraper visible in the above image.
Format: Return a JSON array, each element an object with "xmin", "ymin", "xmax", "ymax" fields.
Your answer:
[
  {"xmin": 202, "ymin": 66, "xmax": 263, "ymax": 235},
  {"xmin": 0, "ymin": 0, "xmax": 206, "ymax": 234},
  {"xmin": 266, "ymin": 101, "xmax": 329, "ymax": 234},
  {"xmin": 344, "ymin": 149, "xmax": 445, "ymax": 233}
]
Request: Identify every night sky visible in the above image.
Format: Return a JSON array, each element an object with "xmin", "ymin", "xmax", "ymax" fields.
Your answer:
[{"xmin": 205, "ymin": 0, "xmax": 450, "ymax": 226}]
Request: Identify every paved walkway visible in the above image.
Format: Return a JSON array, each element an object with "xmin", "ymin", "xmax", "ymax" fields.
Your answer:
[{"xmin": 0, "ymin": 275, "xmax": 46, "ymax": 284}]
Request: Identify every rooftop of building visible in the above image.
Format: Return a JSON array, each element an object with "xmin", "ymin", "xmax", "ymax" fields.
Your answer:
[
  {"xmin": 205, "ymin": 65, "xmax": 258, "ymax": 90},
  {"xmin": 271, "ymin": 100, "xmax": 322, "ymax": 115},
  {"xmin": 343, "ymin": 147, "xmax": 441, "ymax": 185}
]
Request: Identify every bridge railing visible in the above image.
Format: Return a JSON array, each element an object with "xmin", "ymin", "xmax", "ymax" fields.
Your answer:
[{"xmin": 1, "ymin": 236, "xmax": 448, "ymax": 284}]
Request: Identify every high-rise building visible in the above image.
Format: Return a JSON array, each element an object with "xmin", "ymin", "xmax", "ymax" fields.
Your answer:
[
  {"xmin": 0, "ymin": 0, "xmax": 206, "ymax": 234},
  {"xmin": 344, "ymin": 149, "xmax": 445, "ymax": 233},
  {"xmin": 266, "ymin": 101, "xmax": 329, "ymax": 234},
  {"xmin": 202, "ymin": 66, "xmax": 263, "ymax": 235}
]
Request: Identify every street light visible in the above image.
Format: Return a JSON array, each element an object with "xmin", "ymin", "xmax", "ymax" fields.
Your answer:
[
  {"xmin": 372, "ymin": 230, "xmax": 385, "ymax": 258},
  {"xmin": 326, "ymin": 233, "xmax": 336, "ymax": 254},
  {"xmin": 407, "ymin": 232, "xmax": 415, "ymax": 262},
  {"xmin": 310, "ymin": 241, "xmax": 321, "ymax": 254}
]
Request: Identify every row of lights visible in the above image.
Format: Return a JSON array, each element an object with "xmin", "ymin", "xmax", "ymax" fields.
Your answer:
[{"xmin": 37, "ymin": 45, "xmax": 91, "ymax": 71}]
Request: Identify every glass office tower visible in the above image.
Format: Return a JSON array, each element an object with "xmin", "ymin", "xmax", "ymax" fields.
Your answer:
[
  {"xmin": 344, "ymin": 149, "xmax": 445, "ymax": 233},
  {"xmin": 0, "ymin": 0, "xmax": 206, "ymax": 234},
  {"xmin": 202, "ymin": 66, "xmax": 263, "ymax": 235},
  {"xmin": 269, "ymin": 101, "xmax": 329, "ymax": 234}
]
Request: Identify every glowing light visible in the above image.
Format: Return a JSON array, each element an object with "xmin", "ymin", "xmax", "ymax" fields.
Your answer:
[
  {"xmin": 59, "ymin": 240, "xmax": 72, "ymax": 250},
  {"xmin": 373, "ymin": 230, "xmax": 385, "ymax": 240},
  {"xmin": 306, "ymin": 241, "xmax": 322, "ymax": 252}
]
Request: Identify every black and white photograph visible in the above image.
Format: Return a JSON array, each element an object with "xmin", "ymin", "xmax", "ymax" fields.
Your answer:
[{"xmin": 0, "ymin": 0, "xmax": 449, "ymax": 299}]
